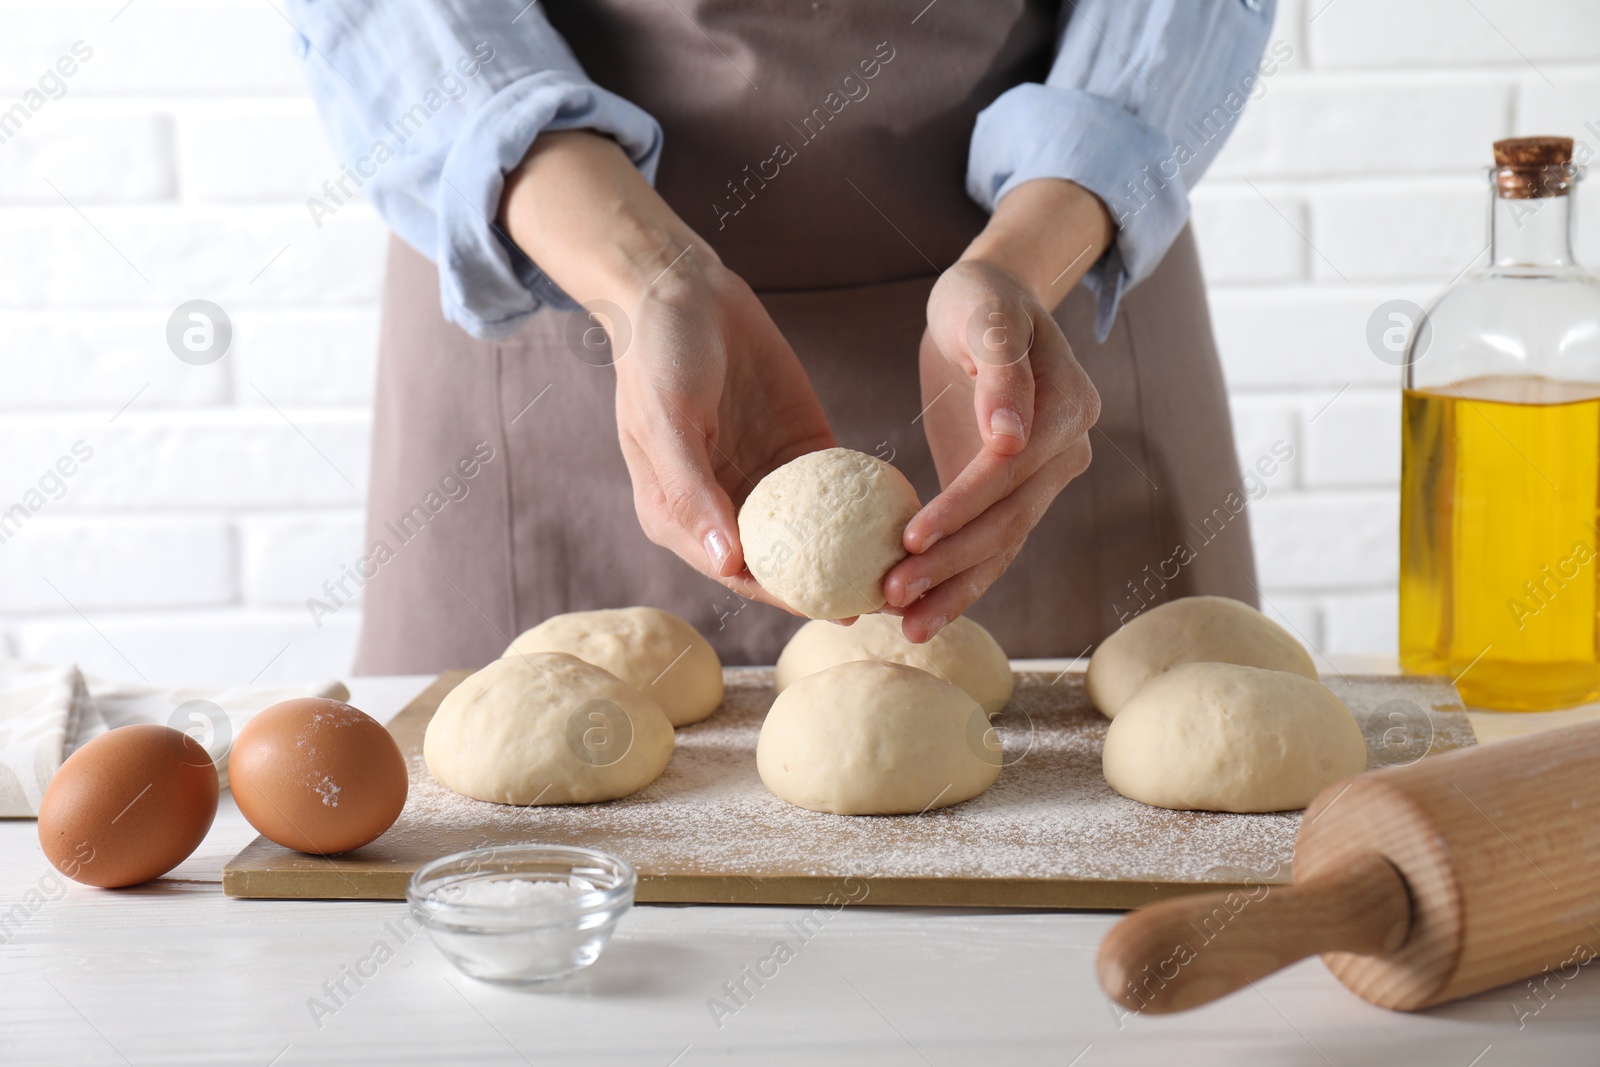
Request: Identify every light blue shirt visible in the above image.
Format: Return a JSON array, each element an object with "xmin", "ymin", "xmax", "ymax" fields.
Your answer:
[{"xmin": 287, "ymin": 0, "xmax": 1274, "ymax": 341}]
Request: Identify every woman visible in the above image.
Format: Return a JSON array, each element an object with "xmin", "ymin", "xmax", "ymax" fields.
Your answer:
[{"xmin": 288, "ymin": 0, "xmax": 1273, "ymax": 673}]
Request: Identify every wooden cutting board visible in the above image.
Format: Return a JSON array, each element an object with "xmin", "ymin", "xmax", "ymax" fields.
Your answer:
[{"xmin": 222, "ymin": 668, "xmax": 1474, "ymax": 908}]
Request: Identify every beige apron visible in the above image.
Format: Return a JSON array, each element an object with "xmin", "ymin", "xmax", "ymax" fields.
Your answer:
[{"xmin": 352, "ymin": 1, "xmax": 1257, "ymax": 674}]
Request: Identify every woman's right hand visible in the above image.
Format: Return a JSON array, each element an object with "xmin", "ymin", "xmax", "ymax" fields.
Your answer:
[
  {"xmin": 502, "ymin": 130, "xmax": 835, "ymax": 610},
  {"xmin": 611, "ymin": 248, "xmax": 836, "ymax": 608}
]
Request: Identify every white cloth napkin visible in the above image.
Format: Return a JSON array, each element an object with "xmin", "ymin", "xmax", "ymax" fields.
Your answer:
[
  {"xmin": 0, "ymin": 660, "xmax": 349, "ymax": 817},
  {"xmin": 0, "ymin": 663, "xmax": 100, "ymax": 818}
]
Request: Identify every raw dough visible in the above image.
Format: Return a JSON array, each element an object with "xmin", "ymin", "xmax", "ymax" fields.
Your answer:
[
  {"xmin": 757, "ymin": 660, "xmax": 1001, "ymax": 815},
  {"xmin": 775, "ymin": 613, "xmax": 1014, "ymax": 714},
  {"xmin": 1101, "ymin": 662, "xmax": 1366, "ymax": 813},
  {"xmin": 503, "ymin": 607, "xmax": 722, "ymax": 727},
  {"xmin": 738, "ymin": 448, "xmax": 921, "ymax": 619},
  {"xmin": 424, "ymin": 652, "xmax": 674, "ymax": 805},
  {"xmin": 1087, "ymin": 595, "xmax": 1317, "ymax": 718}
]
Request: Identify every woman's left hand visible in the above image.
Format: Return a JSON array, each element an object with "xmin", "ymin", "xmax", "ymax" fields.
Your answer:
[{"xmin": 880, "ymin": 178, "xmax": 1115, "ymax": 642}]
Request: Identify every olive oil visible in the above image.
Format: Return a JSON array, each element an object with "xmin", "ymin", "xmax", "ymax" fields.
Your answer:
[
  {"xmin": 1400, "ymin": 376, "xmax": 1600, "ymax": 709},
  {"xmin": 1399, "ymin": 136, "xmax": 1600, "ymax": 710}
]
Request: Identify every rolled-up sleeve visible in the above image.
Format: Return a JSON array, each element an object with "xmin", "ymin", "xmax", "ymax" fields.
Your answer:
[
  {"xmin": 968, "ymin": 0, "xmax": 1276, "ymax": 339},
  {"xmin": 286, "ymin": 0, "xmax": 663, "ymax": 338}
]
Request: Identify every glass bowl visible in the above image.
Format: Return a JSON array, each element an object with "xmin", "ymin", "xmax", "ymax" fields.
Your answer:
[{"xmin": 406, "ymin": 844, "xmax": 636, "ymax": 984}]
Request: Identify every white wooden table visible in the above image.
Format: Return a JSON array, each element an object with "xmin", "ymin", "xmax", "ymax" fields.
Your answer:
[{"xmin": 3, "ymin": 672, "xmax": 1596, "ymax": 1066}]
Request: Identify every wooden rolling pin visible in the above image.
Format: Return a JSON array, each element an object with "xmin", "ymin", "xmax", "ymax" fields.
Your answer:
[{"xmin": 1098, "ymin": 718, "xmax": 1600, "ymax": 1013}]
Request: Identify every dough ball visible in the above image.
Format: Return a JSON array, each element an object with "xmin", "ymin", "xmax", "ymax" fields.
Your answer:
[
  {"xmin": 424, "ymin": 652, "xmax": 674, "ymax": 805},
  {"xmin": 1102, "ymin": 662, "xmax": 1366, "ymax": 813},
  {"xmin": 738, "ymin": 448, "xmax": 921, "ymax": 619},
  {"xmin": 1087, "ymin": 596, "xmax": 1317, "ymax": 718},
  {"xmin": 503, "ymin": 607, "xmax": 723, "ymax": 727},
  {"xmin": 775, "ymin": 613, "xmax": 1014, "ymax": 714},
  {"xmin": 757, "ymin": 660, "xmax": 1001, "ymax": 815}
]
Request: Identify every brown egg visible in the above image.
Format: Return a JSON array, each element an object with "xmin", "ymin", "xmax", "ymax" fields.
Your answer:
[
  {"xmin": 228, "ymin": 697, "xmax": 407, "ymax": 855},
  {"xmin": 39, "ymin": 724, "xmax": 220, "ymax": 888}
]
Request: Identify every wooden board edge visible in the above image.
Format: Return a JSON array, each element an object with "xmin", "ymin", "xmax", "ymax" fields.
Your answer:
[
  {"xmin": 221, "ymin": 862, "xmax": 414, "ymax": 902},
  {"xmin": 632, "ymin": 875, "xmax": 1286, "ymax": 911},
  {"xmin": 222, "ymin": 861, "xmax": 1288, "ymax": 911},
  {"xmin": 221, "ymin": 834, "xmax": 416, "ymax": 900}
]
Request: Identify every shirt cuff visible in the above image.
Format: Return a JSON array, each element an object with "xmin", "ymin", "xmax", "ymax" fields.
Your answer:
[
  {"xmin": 967, "ymin": 84, "xmax": 1187, "ymax": 342},
  {"xmin": 434, "ymin": 71, "xmax": 663, "ymax": 339}
]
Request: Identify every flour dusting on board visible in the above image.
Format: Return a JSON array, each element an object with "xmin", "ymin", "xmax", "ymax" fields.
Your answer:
[{"xmin": 394, "ymin": 669, "xmax": 1473, "ymax": 887}]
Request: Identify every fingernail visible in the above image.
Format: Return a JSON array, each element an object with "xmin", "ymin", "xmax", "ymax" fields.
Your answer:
[
  {"xmin": 704, "ymin": 529, "xmax": 731, "ymax": 574},
  {"xmin": 925, "ymin": 613, "xmax": 948, "ymax": 640},
  {"xmin": 917, "ymin": 530, "xmax": 942, "ymax": 552},
  {"xmin": 904, "ymin": 577, "xmax": 931, "ymax": 604},
  {"xmin": 990, "ymin": 407, "xmax": 1025, "ymax": 441}
]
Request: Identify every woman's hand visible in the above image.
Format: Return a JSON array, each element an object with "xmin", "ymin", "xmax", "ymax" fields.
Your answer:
[
  {"xmin": 882, "ymin": 179, "xmax": 1114, "ymax": 641},
  {"xmin": 502, "ymin": 131, "xmax": 834, "ymax": 609},
  {"xmin": 611, "ymin": 255, "xmax": 836, "ymax": 607}
]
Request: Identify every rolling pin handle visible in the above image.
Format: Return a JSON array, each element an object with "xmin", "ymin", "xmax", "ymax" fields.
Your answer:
[{"xmin": 1096, "ymin": 851, "xmax": 1412, "ymax": 1015}]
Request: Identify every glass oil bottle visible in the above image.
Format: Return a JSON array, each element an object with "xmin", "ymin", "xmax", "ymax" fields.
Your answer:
[{"xmin": 1401, "ymin": 136, "xmax": 1600, "ymax": 710}]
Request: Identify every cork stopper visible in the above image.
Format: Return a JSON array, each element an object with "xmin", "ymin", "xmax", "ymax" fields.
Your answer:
[{"xmin": 1493, "ymin": 136, "xmax": 1576, "ymax": 199}]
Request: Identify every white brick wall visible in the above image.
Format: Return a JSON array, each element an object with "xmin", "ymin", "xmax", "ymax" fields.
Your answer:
[
  {"xmin": 1197, "ymin": 0, "xmax": 1600, "ymax": 659},
  {"xmin": 0, "ymin": 0, "xmax": 1594, "ymax": 683},
  {"xmin": 0, "ymin": 1, "xmax": 380, "ymax": 685}
]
